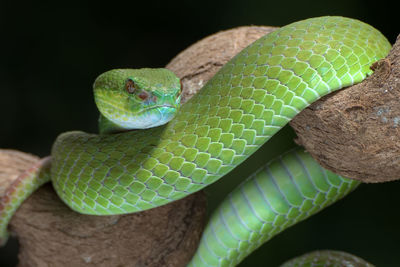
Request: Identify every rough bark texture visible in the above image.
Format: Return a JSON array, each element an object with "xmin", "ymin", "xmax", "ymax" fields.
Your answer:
[
  {"xmin": 13, "ymin": 184, "xmax": 206, "ymax": 267},
  {"xmin": 1, "ymin": 26, "xmax": 399, "ymax": 266},
  {"xmin": 290, "ymin": 36, "xmax": 400, "ymax": 183}
]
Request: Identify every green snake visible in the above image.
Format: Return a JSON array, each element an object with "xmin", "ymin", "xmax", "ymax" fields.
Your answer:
[{"xmin": 0, "ymin": 16, "xmax": 391, "ymax": 266}]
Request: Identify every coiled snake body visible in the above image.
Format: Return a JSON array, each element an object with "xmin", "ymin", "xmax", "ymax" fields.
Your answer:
[{"xmin": 0, "ymin": 16, "xmax": 391, "ymax": 266}]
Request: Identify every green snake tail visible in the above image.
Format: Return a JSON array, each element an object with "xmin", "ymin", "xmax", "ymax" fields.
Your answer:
[
  {"xmin": 187, "ymin": 148, "xmax": 360, "ymax": 266},
  {"xmin": 0, "ymin": 157, "xmax": 51, "ymax": 245}
]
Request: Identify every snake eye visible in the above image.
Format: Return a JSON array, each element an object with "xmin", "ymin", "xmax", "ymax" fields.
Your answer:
[{"xmin": 125, "ymin": 79, "xmax": 136, "ymax": 94}]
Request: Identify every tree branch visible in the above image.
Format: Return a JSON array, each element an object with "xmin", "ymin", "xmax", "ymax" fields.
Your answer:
[{"xmin": 1, "ymin": 26, "xmax": 398, "ymax": 266}]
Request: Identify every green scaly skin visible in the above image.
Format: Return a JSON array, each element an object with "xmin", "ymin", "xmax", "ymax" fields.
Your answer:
[
  {"xmin": 188, "ymin": 148, "xmax": 361, "ymax": 266},
  {"xmin": 280, "ymin": 250, "xmax": 374, "ymax": 267},
  {"xmin": 0, "ymin": 16, "xmax": 391, "ymax": 265}
]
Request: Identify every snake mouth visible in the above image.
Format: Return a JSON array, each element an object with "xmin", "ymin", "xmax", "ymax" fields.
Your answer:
[
  {"xmin": 96, "ymin": 95, "xmax": 177, "ymax": 115},
  {"xmin": 96, "ymin": 94, "xmax": 179, "ymax": 129},
  {"xmin": 129, "ymin": 105, "xmax": 177, "ymax": 129},
  {"xmin": 141, "ymin": 104, "xmax": 177, "ymax": 113}
]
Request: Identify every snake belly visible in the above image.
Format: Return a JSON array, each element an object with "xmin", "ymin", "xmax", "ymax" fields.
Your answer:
[{"xmin": 51, "ymin": 16, "xmax": 390, "ymax": 215}]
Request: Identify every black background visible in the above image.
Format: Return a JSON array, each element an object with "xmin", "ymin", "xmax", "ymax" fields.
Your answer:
[{"xmin": 0, "ymin": 0, "xmax": 398, "ymax": 266}]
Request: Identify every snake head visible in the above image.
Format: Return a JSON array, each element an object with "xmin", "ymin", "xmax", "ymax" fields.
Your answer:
[{"xmin": 93, "ymin": 68, "xmax": 181, "ymax": 130}]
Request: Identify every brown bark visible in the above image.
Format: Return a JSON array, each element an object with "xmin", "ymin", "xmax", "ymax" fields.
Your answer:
[
  {"xmin": 1, "ymin": 26, "xmax": 398, "ymax": 266},
  {"xmin": 290, "ymin": 37, "xmax": 400, "ymax": 182},
  {"xmin": 13, "ymin": 184, "xmax": 206, "ymax": 267}
]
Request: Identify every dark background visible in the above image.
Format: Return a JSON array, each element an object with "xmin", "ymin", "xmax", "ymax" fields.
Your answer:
[{"xmin": 0, "ymin": 0, "xmax": 398, "ymax": 266}]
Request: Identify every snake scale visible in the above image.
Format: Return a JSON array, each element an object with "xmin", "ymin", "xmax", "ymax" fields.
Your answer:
[{"xmin": 0, "ymin": 16, "xmax": 391, "ymax": 266}]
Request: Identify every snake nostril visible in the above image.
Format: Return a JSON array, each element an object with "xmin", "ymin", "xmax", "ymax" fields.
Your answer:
[{"xmin": 138, "ymin": 91, "xmax": 149, "ymax": 100}]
